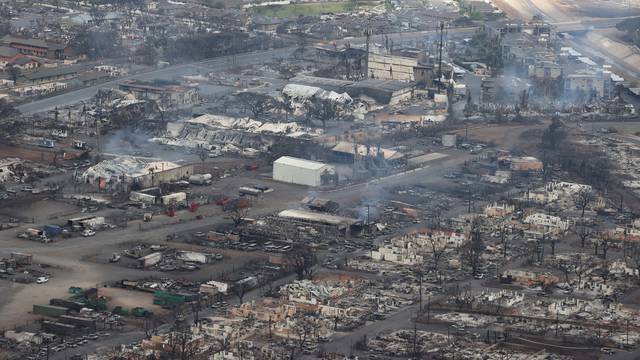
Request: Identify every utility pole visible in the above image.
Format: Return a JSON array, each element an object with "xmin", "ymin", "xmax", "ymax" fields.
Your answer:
[
  {"xmin": 627, "ymin": 319, "xmax": 630, "ymax": 345},
  {"xmin": 364, "ymin": 20, "xmax": 371, "ymax": 79},
  {"xmin": 418, "ymin": 270, "xmax": 423, "ymax": 313},
  {"xmin": 95, "ymin": 116, "xmax": 101, "ymax": 161},
  {"xmin": 366, "ymin": 204, "xmax": 370, "ymax": 225},
  {"xmin": 437, "ymin": 21, "xmax": 445, "ymax": 88}
]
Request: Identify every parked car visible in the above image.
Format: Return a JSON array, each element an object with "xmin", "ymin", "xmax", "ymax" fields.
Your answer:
[
  {"xmin": 82, "ymin": 229, "xmax": 96, "ymax": 237},
  {"xmin": 36, "ymin": 276, "xmax": 49, "ymax": 284}
]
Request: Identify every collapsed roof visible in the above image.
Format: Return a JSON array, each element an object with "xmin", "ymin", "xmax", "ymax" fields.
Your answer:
[
  {"xmin": 283, "ymin": 84, "xmax": 352, "ymax": 104},
  {"xmin": 82, "ymin": 157, "xmax": 180, "ymax": 183},
  {"xmin": 152, "ymin": 114, "xmax": 322, "ymax": 150}
]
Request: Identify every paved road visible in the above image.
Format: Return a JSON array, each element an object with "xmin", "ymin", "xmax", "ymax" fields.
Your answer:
[
  {"xmin": 16, "ymin": 27, "xmax": 481, "ymax": 115},
  {"xmin": 492, "ymin": 0, "xmax": 640, "ymax": 84},
  {"xmin": 16, "ymin": 47, "xmax": 294, "ymax": 115}
]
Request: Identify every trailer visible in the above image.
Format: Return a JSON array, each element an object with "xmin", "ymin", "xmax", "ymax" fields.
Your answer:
[
  {"xmin": 239, "ymin": 186, "xmax": 262, "ymax": 197},
  {"xmin": 43, "ymin": 225, "xmax": 64, "ymax": 237},
  {"xmin": 10, "ymin": 252, "xmax": 33, "ymax": 265},
  {"xmin": 153, "ymin": 291, "xmax": 189, "ymax": 309},
  {"xmin": 138, "ymin": 252, "xmax": 162, "ymax": 268},
  {"xmin": 188, "ymin": 174, "xmax": 212, "ymax": 185}
]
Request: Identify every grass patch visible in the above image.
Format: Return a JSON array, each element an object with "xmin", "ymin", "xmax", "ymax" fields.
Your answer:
[{"xmin": 251, "ymin": 1, "xmax": 381, "ymax": 18}]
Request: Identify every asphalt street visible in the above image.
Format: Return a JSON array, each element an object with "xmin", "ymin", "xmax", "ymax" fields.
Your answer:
[{"xmin": 15, "ymin": 26, "xmax": 481, "ymax": 115}]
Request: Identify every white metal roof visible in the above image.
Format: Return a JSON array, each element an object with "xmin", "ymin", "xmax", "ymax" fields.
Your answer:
[
  {"xmin": 274, "ymin": 156, "xmax": 328, "ymax": 171},
  {"xmin": 278, "ymin": 209, "xmax": 360, "ymax": 226}
]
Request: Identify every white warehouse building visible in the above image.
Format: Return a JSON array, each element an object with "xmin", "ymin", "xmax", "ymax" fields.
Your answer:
[{"xmin": 272, "ymin": 156, "xmax": 335, "ymax": 187}]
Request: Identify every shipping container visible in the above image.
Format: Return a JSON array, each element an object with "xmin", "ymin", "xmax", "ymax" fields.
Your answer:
[
  {"xmin": 33, "ymin": 304, "xmax": 69, "ymax": 317},
  {"xmin": 49, "ymin": 299, "xmax": 84, "ymax": 312},
  {"xmin": 41, "ymin": 321, "xmax": 76, "ymax": 336},
  {"xmin": 59, "ymin": 315, "xmax": 96, "ymax": 330}
]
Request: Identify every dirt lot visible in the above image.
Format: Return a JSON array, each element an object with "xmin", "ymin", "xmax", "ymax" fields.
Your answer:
[
  {"xmin": 98, "ymin": 287, "xmax": 162, "ymax": 313},
  {"xmin": 453, "ymin": 123, "xmax": 546, "ymax": 152},
  {"xmin": 0, "ymin": 198, "xmax": 81, "ymax": 223},
  {"xmin": 0, "ymin": 172, "xmax": 310, "ymax": 328},
  {"xmin": 0, "ymin": 145, "xmax": 83, "ymax": 163}
]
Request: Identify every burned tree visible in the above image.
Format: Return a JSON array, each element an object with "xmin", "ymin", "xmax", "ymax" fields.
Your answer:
[
  {"xmin": 574, "ymin": 222, "xmax": 592, "ymax": 248},
  {"xmin": 498, "ymin": 223, "xmax": 508, "ymax": 258},
  {"xmin": 292, "ymin": 313, "xmax": 320, "ymax": 351},
  {"xmin": 426, "ymin": 237, "xmax": 446, "ymax": 283},
  {"xmin": 230, "ymin": 207, "xmax": 248, "ymax": 227},
  {"xmin": 572, "ymin": 254, "xmax": 588, "ymax": 289},
  {"xmin": 278, "ymin": 94, "xmax": 295, "ymax": 122},
  {"xmin": 287, "ymin": 244, "xmax": 316, "ymax": 280},
  {"xmin": 237, "ymin": 92, "xmax": 274, "ymax": 118},
  {"xmin": 190, "ymin": 293, "xmax": 203, "ymax": 325},
  {"xmin": 232, "ymin": 280, "xmax": 249, "ymax": 304},
  {"xmin": 541, "ymin": 117, "xmax": 567, "ymax": 150},
  {"xmin": 572, "ymin": 187, "xmax": 593, "ymax": 218},
  {"xmin": 599, "ymin": 233, "xmax": 611, "ymax": 259},
  {"xmin": 305, "ymin": 97, "xmax": 338, "ymax": 128},
  {"xmin": 143, "ymin": 317, "xmax": 158, "ymax": 338},
  {"xmin": 628, "ymin": 244, "xmax": 640, "ymax": 284},
  {"xmin": 463, "ymin": 218, "xmax": 485, "ymax": 277},
  {"xmin": 558, "ymin": 259, "xmax": 572, "ymax": 284}
]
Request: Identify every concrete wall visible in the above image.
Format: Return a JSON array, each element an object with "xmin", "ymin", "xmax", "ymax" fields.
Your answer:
[
  {"xmin": 368, "ymin": 54, "xmax": 417, "ymax": 81},
  {"xmin": 134, "ymin": 164, "xmax": 195, "ymax": 189}
]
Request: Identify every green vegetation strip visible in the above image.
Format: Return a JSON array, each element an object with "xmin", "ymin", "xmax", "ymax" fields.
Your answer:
[{"xmin": 251, "ymin": 1, "xmax": 381, "ymax": 18}]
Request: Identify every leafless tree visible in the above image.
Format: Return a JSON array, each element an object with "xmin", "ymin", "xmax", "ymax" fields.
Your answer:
[
  {"xmin": 229, "ymin": 207, "xmax": 248, "ymax": 227},
  {"xmin": 573, "ymin": 187, "xmax": 593, "ymax": 218},
  {"xmin": 499, "ymin": 224, "xmax": 508, "ymax": 258},
  {"xmin": 278, "ymin": 94, "xmax": 294, "ymax": 122},
  {"xmin": 599, "ymin": 233, "xmax": 611, "ymax": 260},
  {"xmin": 429, "ymin": 208, "xmax": 443, "ymax": 228},
  {"xmin": 292, "ymin": 313, "xmax": 319, "ymax": 351},
  {"xmin": 287, "ymin": 244, "xmax": 316, "ymax": 280},
  {"xmin": 427, "ymin": 236, "xmax": 445, "ymax": 283},
  {"xmin": 143, "ymin": 317, "xmax": 158, "ymax": 338},
  {"xmin": 197, "ymin": 144, "xmax": 207, "ymax": 172},
  {"xmin": 572, "ymin": 254, "xmax": 587, "ymax": 289},
  {"xmin": 191, "ymin": 293, "xmax": 203, "ymax": 325},
  {"xmin": 557, "ymin": 259, "xmax": 571, "ymax": 284},
  {"xmin": 463, "ymin": 218, "xmax": 484, "ymax": 277},
  {"xmin": 549, "ymin": 236, "xmax": 558, "ymax": 256},
  {"xmin": 414, "ymin": 267, "xmax": 424, "ymax": 312},
  {"xmin": 627, "ymin": 243, "xmax": 640, "ymax": 283},
  {"xmin": 233, "ymin": 281, "xmax": 249, "ymax": 304},
  {"xmin": 574, "ymin": 223, "xmax": 592, "ymax": 248}
]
